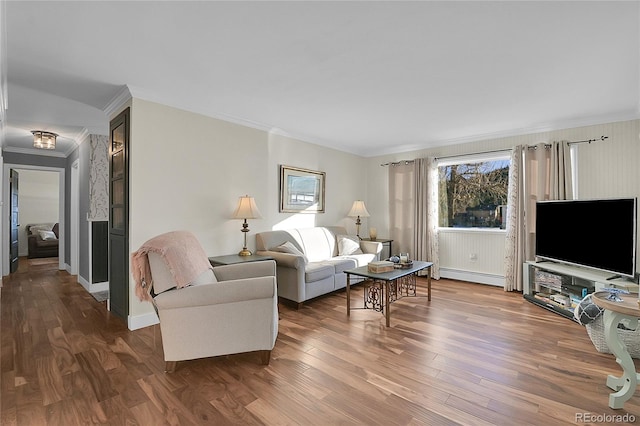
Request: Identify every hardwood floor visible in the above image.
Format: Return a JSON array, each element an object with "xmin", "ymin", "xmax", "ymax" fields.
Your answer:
[{"xmin": 2, "ymin": 258, "xmax": 640, "ymax": 425}]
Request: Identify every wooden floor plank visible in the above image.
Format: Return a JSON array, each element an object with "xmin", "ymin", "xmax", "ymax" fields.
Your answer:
[{"xmin": 2, "ymin": 256, "xmax": 640, "ymax": 425}]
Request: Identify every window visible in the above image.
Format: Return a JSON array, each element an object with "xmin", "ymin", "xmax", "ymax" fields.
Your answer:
[{"xmin": 438, "ymin": 153, "xmax": 510, "ymax": 229}]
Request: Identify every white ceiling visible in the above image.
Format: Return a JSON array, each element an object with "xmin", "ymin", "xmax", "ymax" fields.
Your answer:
[{"xmin": 3, "ymin": 1, "xmax": 639, "ymax": 157}]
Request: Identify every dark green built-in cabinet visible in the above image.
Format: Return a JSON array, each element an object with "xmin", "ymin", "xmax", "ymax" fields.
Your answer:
[
  {"xmin": 109, "ymin": 108, "xmax": 130, "ymax": 320},
  {"xmin": 92, "ymin": 221, "xmax": 108, "ymax": 283}
]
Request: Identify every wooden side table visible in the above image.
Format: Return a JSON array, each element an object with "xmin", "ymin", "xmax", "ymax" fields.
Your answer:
[
  {"xmin": 592, "ymin": 291, "xmax": 640, "ymax": 409},
  {"xmin": 208, "ymin": 254, "xmax": 274, "ymax": 267}
]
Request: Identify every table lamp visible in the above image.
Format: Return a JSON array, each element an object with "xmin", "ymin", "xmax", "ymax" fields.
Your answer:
[
  {"xmin": 232, "ymin": 195, "xmax": 262, "ymax": 256},
  {"xmin": 348, "ymin": 200, "xmax": 370, "ymax": 238}
]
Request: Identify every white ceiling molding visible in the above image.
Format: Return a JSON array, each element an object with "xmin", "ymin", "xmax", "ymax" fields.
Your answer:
[
  {"xmin": 3, "ymin": 146, "xmax": 67, "ymax": 158},
  {"xmin": 62, "ymin": 127, "xmax": 91, "ymax": 157},
  {"xmin": 367, "ymin": 111, "xmax": 640, "ymax": 158},
  {"xmin": 73, "ymin": 128, "xmax": 90, "ymax": 146},
  {"xmin": 102, "ymin": 85, "xmax": 132, "ymax": 119},
  {"xmin": 125, "ymin": 83, "xmax": 275, "ymax": 136}
]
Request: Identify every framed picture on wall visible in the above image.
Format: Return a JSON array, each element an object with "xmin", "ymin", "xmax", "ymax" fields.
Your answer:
[{"xmin": 280, "ymin": 165, "xmax": 325, "ymax": 213}]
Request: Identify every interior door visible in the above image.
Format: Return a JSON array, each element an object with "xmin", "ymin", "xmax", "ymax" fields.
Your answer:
[
  {"xmin": 9, "ymin": 169, "xmax": 19, "ymax": 273},
  {"xmin": 109, "ymin": 108, "xmax": 130, "ymax": 320}
]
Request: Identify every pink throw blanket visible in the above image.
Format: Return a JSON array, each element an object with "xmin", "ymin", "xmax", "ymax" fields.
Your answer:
[{"xmin": 131, "ymin": 231, "xmax": 212, "ymax": 302}]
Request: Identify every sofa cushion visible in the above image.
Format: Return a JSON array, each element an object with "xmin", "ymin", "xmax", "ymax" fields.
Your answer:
[
  {"xmin": 271, "ymin": 241, "xmax": 308, "ymax": 263},
  {"xmin": 337, "ymin": 235, "xmax": 363, "ymax": 255},
  {"xmin": 305, "ymin": 262, "xmax": 335, "ymax": 283},
  {"xmin": 321, "ymin": 257, "xmax": 357, "ymax": 274},
  {"xmin": 296, "ymin": 228, "xmax": 336, "ymax": 262},
  {"xmin": 341, "ymin": 253, "xmax": 377, "ymax": 267}
]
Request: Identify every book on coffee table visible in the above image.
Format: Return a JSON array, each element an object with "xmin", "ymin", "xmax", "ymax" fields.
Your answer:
[{"xmin": 368, "ymin": 260, "xmax": 394, "ymax": 273}]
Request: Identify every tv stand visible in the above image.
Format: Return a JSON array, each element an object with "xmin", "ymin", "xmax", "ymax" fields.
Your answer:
[
  {"xmin": 523, "ymin": 261, "xmax": 639, "ymax": 321},
  {"xmin": 606, "ymin": 274, "xmax": 631, "ymax": 282}
]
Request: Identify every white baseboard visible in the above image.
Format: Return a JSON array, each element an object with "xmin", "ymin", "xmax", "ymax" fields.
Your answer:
[
  {"xmin": 77, "ymin": 273, "xmax": 90, "ymax": 291},
  {"xmin": 128, "ymin": 311, "xmax": 159, "ymax": 331},
  {"xmin": 77, "ymin": 273, "xmax": 109, "ymax": 293},
  {"xmin": 90, "ymin": 281, "xmax": 109, "ymax": 292},
  {"xmin": 439, "ymin": 267, "xmax": 504, "ymax": 287}
]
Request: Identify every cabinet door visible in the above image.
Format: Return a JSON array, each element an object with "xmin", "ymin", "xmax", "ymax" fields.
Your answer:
[
  {"xmin": 109, "ymin": 108, "xmax": 130, "ymax": 320},
  {"xmin": 92, "ymin": 221, "xmax": 108, "ymax": 283}
]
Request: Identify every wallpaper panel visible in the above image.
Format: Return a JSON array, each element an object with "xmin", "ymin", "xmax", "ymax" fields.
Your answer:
[{"xmin": 89, "ymin": 134, "xmax": 109, "ymax": 221}]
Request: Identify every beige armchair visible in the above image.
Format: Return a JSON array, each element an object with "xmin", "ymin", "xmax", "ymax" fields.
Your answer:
[{"xmin": 145, "ymin": 249, "xmax": 278, "ymax": 372}]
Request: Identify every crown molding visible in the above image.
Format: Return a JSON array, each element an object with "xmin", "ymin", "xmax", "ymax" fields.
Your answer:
[
  {"xmin": 126, "ymin": 86, "xmax": 275, "ymax": 135},
  {"xmin": 103, "ymin": 85, "xmax": 132, "ymax": 118},
  {"xmin": 365, "ymin": 111, "xmax": 640, "ymax": 158},
  {"xmin": 3, "ymin": 146, "xmax": 67, "ymax": 158},
  {"xmin": 73, "ymin": 128, "xmax": 90, "ymax": 145}
]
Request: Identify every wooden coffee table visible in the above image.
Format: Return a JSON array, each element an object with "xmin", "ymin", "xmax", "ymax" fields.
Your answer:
[{"xmin": 344, "ymin": 260, "xmax": 433, "ymax": 327}]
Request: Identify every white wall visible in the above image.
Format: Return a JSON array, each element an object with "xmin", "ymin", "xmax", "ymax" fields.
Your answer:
[
  {"xmin": 367, "ymin": 119, "xmax": 640, "ymax": 283},
  {"xmin": 266, "ymin": 132, "xmax": 368, "ymax": 232},
  {"xmin": 16, "ymin": 169, "xmax": 59, "ymax": 256},
  {"xmin": 122, "ymin": 96, "xmax": 639, "ymax": 326},
  {"xmin": 438, "ymin": 228, "xmax": 505, "ymax": 278},
  {"xmin": 127, "ymin": 98, "xmax": 366, "ymax": 326},
  {"xmin": 574, "ymin": 120, "xmax": 640, "ymax": 200}
]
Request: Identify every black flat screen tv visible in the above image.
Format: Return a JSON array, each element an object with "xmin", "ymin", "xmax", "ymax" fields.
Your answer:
[{"xmin": 535, "ymin": 198, "xmax": 637, "ymax": 279}]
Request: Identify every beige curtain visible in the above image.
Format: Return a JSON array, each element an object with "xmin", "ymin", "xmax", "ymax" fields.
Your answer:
[
  {"xmin": 504, "ymin": 141, "xmax": 573, "ymax": 291},
  {"xmin": 413, "ymin": 158, "xmax": 439, "ymax": 278},
  {"xmin": 504, "ymin": 146, "xmax": 525, "ymax": 291},
  {"xmin": 388, "ymin": 159, "xmax": 439, "ymax": 278},
  {"xmin": 388, "ymin": 162, "xmax": 415, "ymax": 256}
]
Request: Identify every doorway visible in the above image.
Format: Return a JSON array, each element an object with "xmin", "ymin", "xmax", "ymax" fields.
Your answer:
[
  {"xmin": 9, "ymin": 170, "xmax": 18, "ymax": 273},
  {"xmin": 2, "ymin": 164, "xmax": 65, "ymax": 276}
]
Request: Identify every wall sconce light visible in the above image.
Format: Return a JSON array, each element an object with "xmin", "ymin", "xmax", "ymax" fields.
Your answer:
[
  {"xmin": 348, "ymin": 200, "xmax": 370, "ymax": 238},
  {"xmin": 32, "ymin": 131, "xmax": 57, "ymax": 150},
  {"xmin": 232, "ymin": 195, "xmax": 262, "ymax": 256}
]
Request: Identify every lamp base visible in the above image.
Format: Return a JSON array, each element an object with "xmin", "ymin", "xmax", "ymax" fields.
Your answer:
[{"xmin": 238, "ymin": 248, "xmax": 252, "ymax": 256}]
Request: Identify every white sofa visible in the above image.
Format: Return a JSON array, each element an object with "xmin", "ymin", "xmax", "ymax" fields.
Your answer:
[{"xmin": 255, "ymin": 226, "xmax": 382, "ymax": 307}]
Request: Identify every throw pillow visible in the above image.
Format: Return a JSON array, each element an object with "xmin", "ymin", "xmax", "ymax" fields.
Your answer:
[
  {"xmin": 337, "ymin": 235, "xmax": 363, "ymax": 255},
  {"xmin": 38, "ymin": 230, "xmax": 58, "ymax": 241},
  {"xmin": 272, "ymin": 241, "xmax": 308, "ymax": 263},
  {"xmin": 29, "ymin": 224, "xmax": 52, "ymax": 234},
  {"xmin": 574, "ymin": 294, "xmax": 604, "ymax": 325}
]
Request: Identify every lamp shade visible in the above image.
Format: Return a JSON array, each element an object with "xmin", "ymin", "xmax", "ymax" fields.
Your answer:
[
  {"xmin": 348, "ymin": 200, "xmax": 370, "ymax": 218},
  {"xmin": 232, "ymin": 195, "xmax": 263, "ymax": 219}
]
